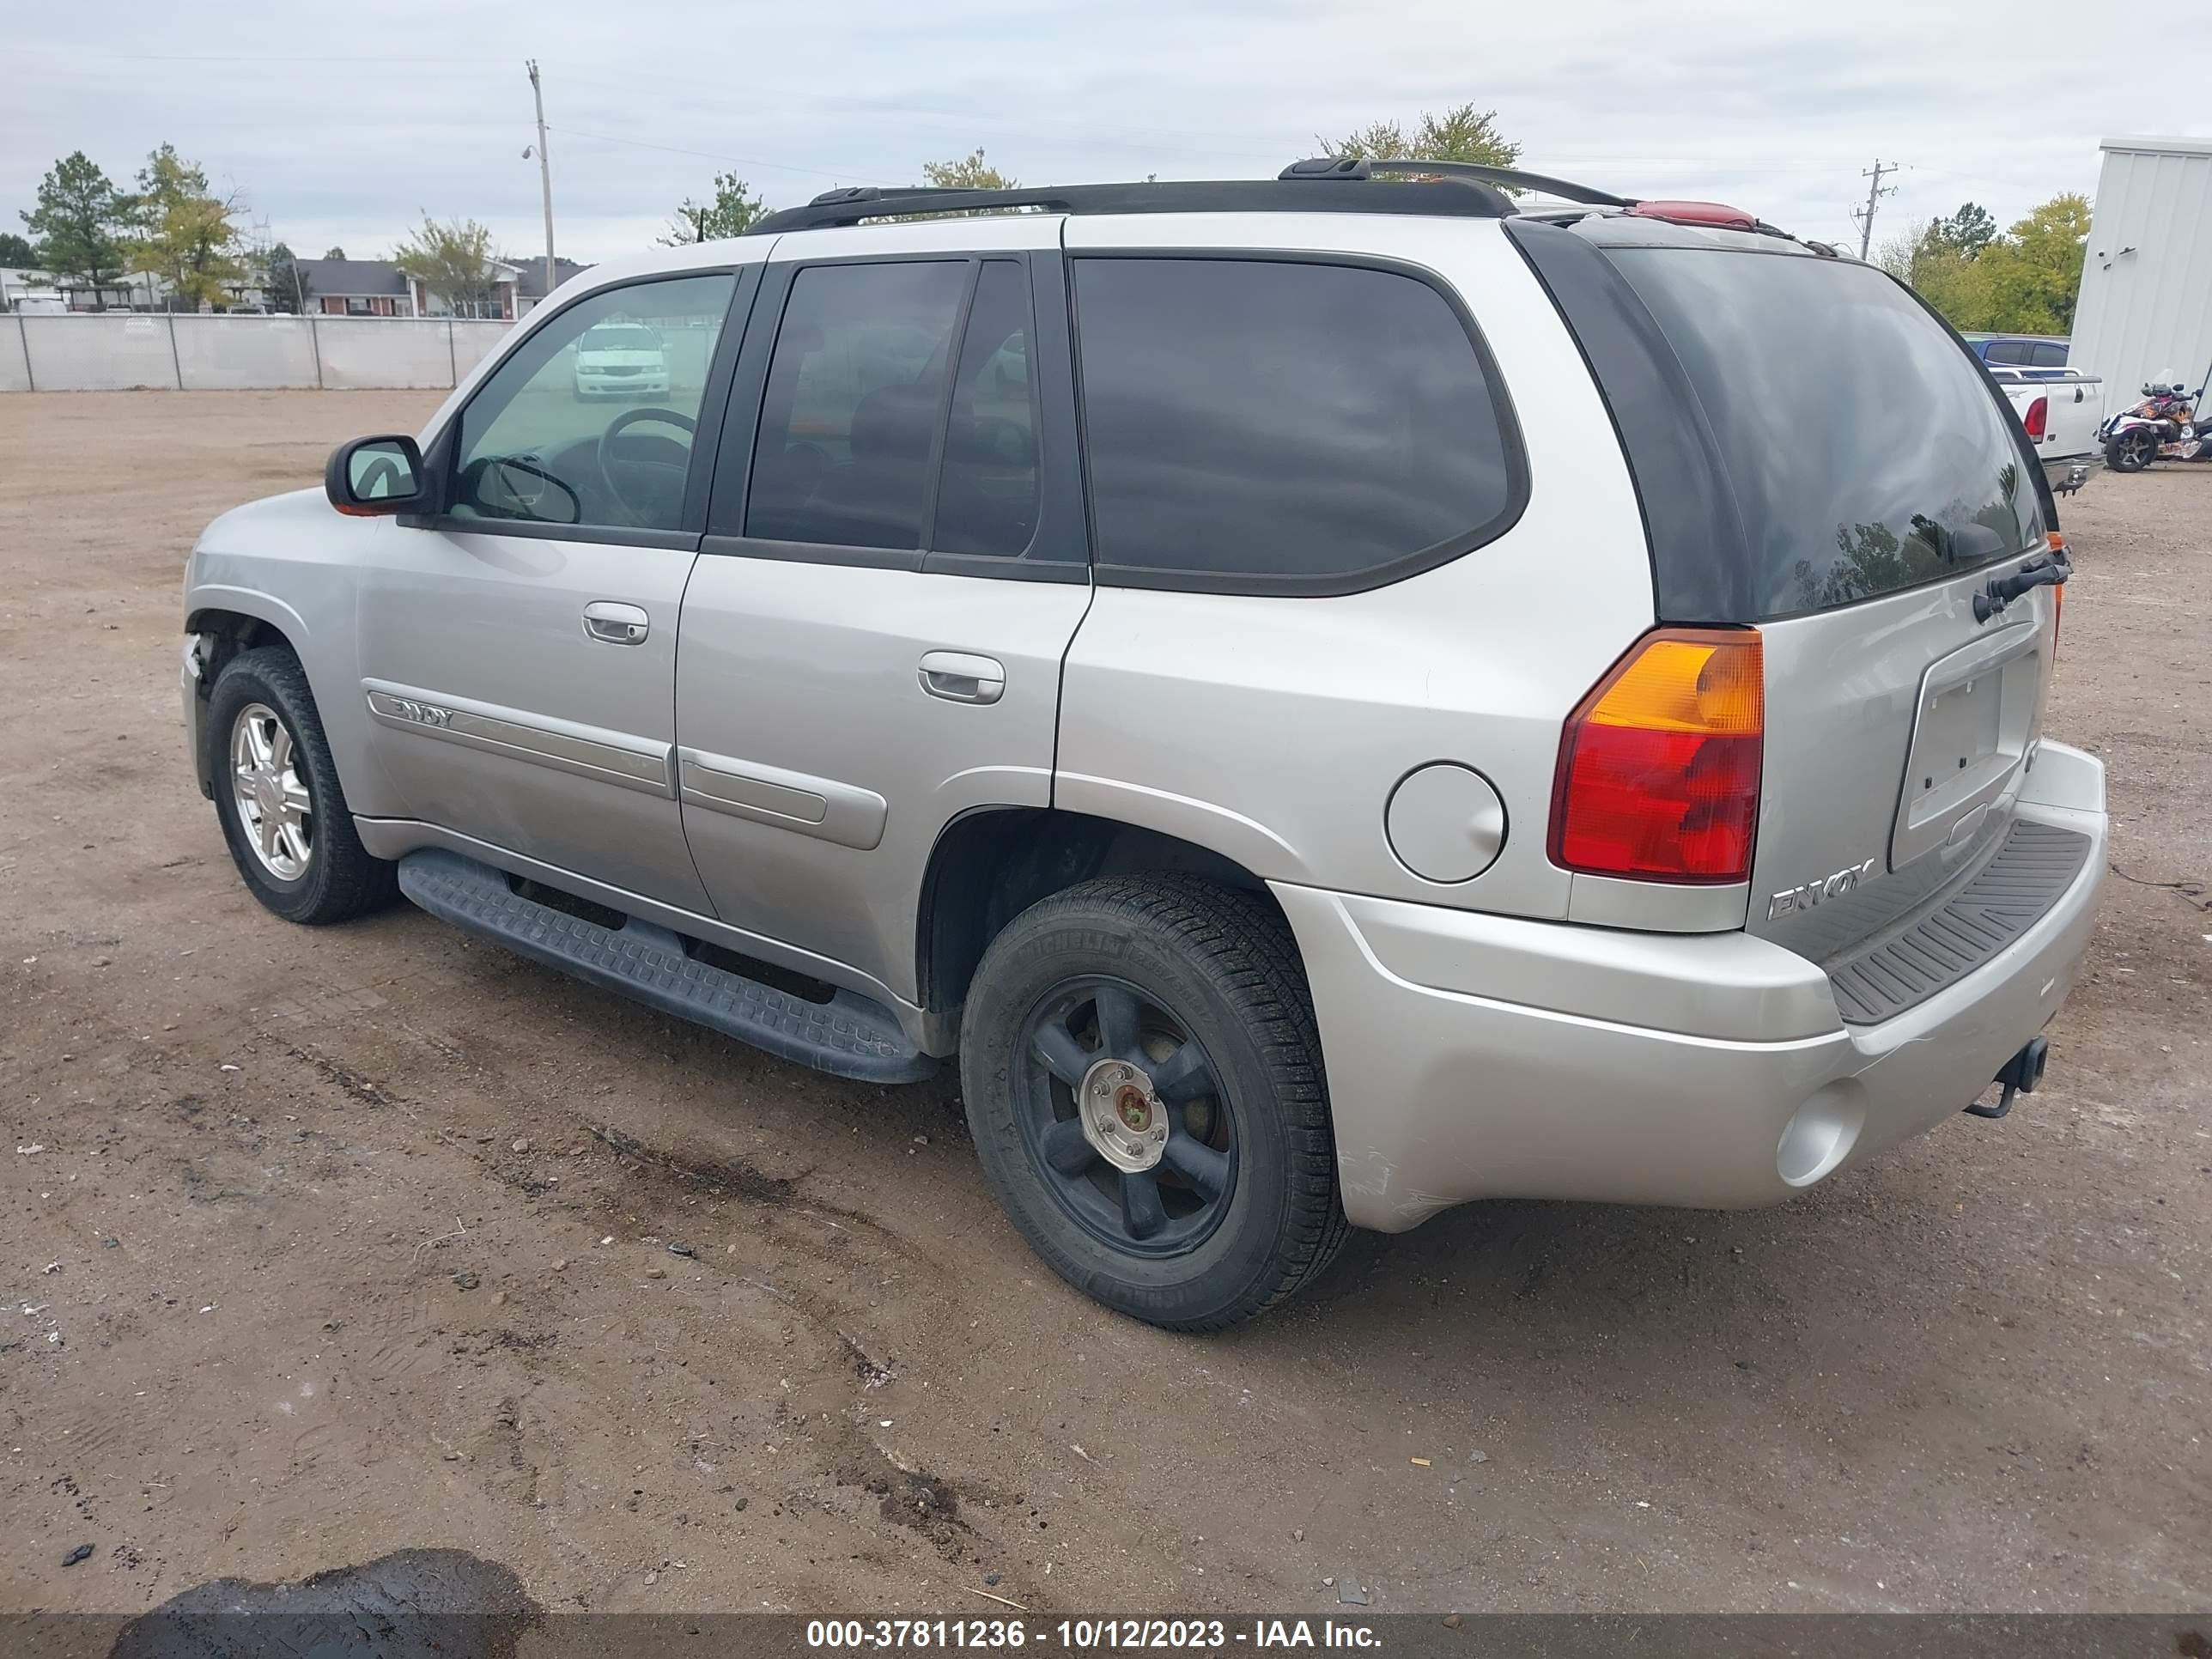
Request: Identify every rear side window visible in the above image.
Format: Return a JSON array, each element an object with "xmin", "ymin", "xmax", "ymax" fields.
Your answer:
[
  {"xmin": 746, "ymin": 261, "xmax": 969, "ymax": 550},
  {"xmin": 1071, "ymin": 258, "xmax": 1522, "ymax": 591},
  {"xmin": 2030, "ymin": 342, "xmax": 2068, "ymax": 368},
  {"xmin": 1983, "ymin": 338, "xmax": 2031, "ymax": 365},
  {"xmin": 1603, "ymin": 249, "xmax": 2044, "ymax": 618}
]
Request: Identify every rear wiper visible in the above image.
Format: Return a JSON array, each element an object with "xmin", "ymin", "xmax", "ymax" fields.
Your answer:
[{"xmin": 1973, "ymin": 549, "xmax": 2070, "ymax": 623}]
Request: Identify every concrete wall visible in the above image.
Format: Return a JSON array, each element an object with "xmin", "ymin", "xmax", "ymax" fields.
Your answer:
[
  {"xmin": 0, "ymin": 313, "xmax": 520, "ymax": 392},
  {"xmin": 2071, "ymin": 137, "xmax": 2212, "ymax": 399}
]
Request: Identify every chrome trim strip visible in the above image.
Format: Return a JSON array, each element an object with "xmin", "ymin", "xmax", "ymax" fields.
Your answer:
[
  {"xmin": 675, "ymin": 746, "xmax": 887, "ymax": 850},
  {"xmin": 362, "ymin": 680, "xmax": 671, "ymax": 797}
]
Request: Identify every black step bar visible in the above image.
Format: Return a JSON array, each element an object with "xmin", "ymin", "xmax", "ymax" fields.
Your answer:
[{"xmin": 397, "ymin": 849, "xmax": 934, "ymax": 1085}]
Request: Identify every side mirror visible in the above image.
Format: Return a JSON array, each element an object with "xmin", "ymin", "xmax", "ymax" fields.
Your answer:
[{"xmin": 325, "ymin": 434, "xmax": 429, "ymax": 516}]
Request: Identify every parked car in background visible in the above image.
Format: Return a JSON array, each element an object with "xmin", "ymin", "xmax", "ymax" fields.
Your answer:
[
  {"xmin": 1988, "ymin": 366, "xmax": 2106, "ymax": 494},
  {"xmin": 177, "ymin": 161, "xmax": 2105, "ymax": 1330},
  {"xmin": 1964, "ymin": 332, "xmax": 2073, "ymax": 378},
  {"xmin": 573, "ymin": 322, "xmax": 670, "ymax": 399}
]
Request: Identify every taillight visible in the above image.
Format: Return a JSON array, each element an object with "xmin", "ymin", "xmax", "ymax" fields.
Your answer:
[
  {"xmin": 1550, "ymin": 629, "xmax": 1765, "ymax": 884},
  {"xmin": 2024, "ymin": 397, "xmax": 2048, "ymax": 441}
]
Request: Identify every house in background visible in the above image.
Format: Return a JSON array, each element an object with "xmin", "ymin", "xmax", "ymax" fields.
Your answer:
[{"xmin": 294, "ymin": 256, "xmax": 592, "ymax": 320}]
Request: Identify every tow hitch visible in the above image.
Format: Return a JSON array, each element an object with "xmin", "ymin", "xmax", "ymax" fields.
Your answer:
[{"xmin": 1965, "ymin": 1036, "xmax": 2050, "ymax": 1120}]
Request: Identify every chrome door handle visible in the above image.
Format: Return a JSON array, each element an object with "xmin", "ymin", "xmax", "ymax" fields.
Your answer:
[
  {"xmin": 582, "ymin": 601, "xmax": 649, "ymax": 646},
  {"xmin": 918, "ymin": 651, "xmax": 1006, "ymax": 705}
]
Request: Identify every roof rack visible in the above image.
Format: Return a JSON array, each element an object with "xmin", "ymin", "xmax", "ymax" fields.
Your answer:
[
  {"xmin": 1279, "ymin": 155, "xmax": 1637, "ymax": 208},
  {"xmin": 744, "ymin": 174, "xmax": 1515, "ymax": 235}
]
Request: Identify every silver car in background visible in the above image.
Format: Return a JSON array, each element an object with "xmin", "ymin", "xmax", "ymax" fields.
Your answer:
[
  {"xmin": 178, "ymin": 161, "xmax": 2105, "ymax": 1329},
  {"xmin": 573, "ymin": 321, "xmax": 670, "ymax": 399}
]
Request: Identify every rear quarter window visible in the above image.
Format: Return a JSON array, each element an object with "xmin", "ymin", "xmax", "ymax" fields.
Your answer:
[{"xmin": 1070, "ymin": 257, "xmax": 1523, "ymax": 593}]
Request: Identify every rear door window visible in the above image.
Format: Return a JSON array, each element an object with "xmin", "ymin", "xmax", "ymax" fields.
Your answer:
[
  {"xmin": 1070, "ymin": 257, "xmax": 1522, "ymax": 592},
  {"xmin": 1602, "ymin": 248, "xmax": 2043, "ymax": 618},
  {"xmin": 2030, "ymin": 342, "xmax": 2069, "ymax": 368},
  {"xmin": 1983, "ymin": 338, "xmax": 2031, "ymax": 365},
  {"xmin": 745, "ymin": 261, "xmax": 969, "ymax": 550}
]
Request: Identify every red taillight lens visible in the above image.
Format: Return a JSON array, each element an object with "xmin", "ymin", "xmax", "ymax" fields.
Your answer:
[
  {"xmin": 2024, "ymin": 397, "xmax": 2048, "ymax": 440},
  {"xmin": 1550, "ymin": 629, "xmax": 1764, "ymax": 884}
]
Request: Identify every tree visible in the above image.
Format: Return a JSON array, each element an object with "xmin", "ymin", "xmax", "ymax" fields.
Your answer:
[
  {"xmin": 392, "ymin": 214, "xmax": 498, "ymax": 313},
  {"xmin": 21, "ymin": 151, "xmax": 131, "ymax": 304},
  {"xmin": 661, "ymin": 172, "xmax": 765, "ymax": 245},
  {"xmin": 1896, "ymin": 191, "xmax": 2091, "ymax": 337},
  {"xmin": 1324, "ymin": 104, "xmax": 1520, "ymax": 178},
  {"xmin": 921, "ymin": 149, "xmax": 1018, "ymax": 191},
  {"xmin": 1974, "ymin": 193, "xmax": 2092, "ymax": 335},
  {"xmin": 128, "ymin": 144, "xmax": 247, "ymax": 310},
  {"xmin": 0, "ymin": 230, "xmax": 33, "ymax": 266},
  {"xmin": 322, "ymin": 246, "xmax": 346, "ymax": 259},
  {"xmin": 264, "ymin": 241, "xmax": 313, "ymax": 313},
  {"xmin": 1931, "ymin": 202, "xmax": 1997, "ymax": 259}
]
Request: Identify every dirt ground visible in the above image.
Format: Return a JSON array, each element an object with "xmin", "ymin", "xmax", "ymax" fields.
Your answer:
[{"xmin": 1, "ymin": 391, "xmax": 2205, "ymax": 1620}]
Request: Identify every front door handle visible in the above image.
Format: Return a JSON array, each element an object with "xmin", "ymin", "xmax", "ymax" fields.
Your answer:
[
  {"xmin": 918, "ymin": 650, "xmax": 1006, "ymax": 705},
  {"xmin": 582, "ymin": 601, "xmax": 649, "ymax": 646}
]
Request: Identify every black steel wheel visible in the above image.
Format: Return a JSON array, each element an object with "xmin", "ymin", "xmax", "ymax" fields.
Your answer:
[
  {"xmin": 960, "ymin": 875, "xmax": 1348, "ymax": 1330},
  {"xmin": 1015, "ymin": 975, "xmax": 1238, "ymax": 1258}
]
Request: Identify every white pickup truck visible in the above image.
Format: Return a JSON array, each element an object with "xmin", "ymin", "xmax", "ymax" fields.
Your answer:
[{"xmin": 1989, "ymin": 368, "xmax": 2104, "ymax": 495}]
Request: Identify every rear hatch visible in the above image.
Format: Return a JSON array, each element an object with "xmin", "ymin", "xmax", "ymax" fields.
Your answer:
[{"xmin": 1516, "ymin": 217, "xmax": 2060, "ymax": 964}]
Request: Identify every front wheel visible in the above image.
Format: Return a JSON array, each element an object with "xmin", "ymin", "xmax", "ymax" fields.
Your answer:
[
  {"xmin": 958, "ymin": 875, "xmax": 1348, "ymax": 1330},
  {"xmin": 2106, "ymin": 428, "xmax": 2157, "ymax": 472},
  {"xmin": 206, "ymin": 647, "xmax": 398, "ymax": 925}
]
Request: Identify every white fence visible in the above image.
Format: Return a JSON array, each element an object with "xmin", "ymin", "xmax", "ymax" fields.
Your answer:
[{"xmin": 0, "ymin": 313, "xmax": 515, "ymax": 393}]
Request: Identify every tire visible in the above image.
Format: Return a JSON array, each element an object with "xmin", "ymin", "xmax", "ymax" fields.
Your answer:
[
  {"xmin": 958, "ymin": 874, "xmax": 1349, "ymax": 1330},
  {"xmin": 205, "ymin": 646, "xmax": 398, "ymax": 925},
  {"xmin": 2106, "ymin": 428, "xmax": 2155, "ymax": 473}
]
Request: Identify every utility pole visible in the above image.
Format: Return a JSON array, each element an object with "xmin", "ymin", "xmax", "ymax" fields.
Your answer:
[
  {"xmin": 1853, "ymin": 158, "xmax": 1899, "ymax": 261},
  {"xmin": 527, "ymin": 59, "xmax": 556, "ymax": 298}
]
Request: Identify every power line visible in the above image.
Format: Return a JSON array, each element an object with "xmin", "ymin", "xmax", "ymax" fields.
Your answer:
[{"xmin": 1852, "ymin": 157, "xmax": 1900, "ymax": 260}]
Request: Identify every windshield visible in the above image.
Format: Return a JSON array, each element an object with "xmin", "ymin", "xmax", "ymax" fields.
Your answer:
[
  {"xmin": 1605, "ymin": 248, "xmax": 2043, "ymax": 620},
  {"xmin": 581, "ymin": 326, "xmax": 659, "ymax": 353}
]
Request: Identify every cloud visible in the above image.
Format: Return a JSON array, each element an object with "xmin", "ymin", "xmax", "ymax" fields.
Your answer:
[{"xmin": 4, "ymin": 0, "xmax": 2205, "ymax": 264}]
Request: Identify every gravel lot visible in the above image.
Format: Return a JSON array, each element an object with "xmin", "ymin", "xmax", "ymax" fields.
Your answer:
[{"xmin": 2, "ymin": 391, "xmax": 2206, "ymax": 1618}]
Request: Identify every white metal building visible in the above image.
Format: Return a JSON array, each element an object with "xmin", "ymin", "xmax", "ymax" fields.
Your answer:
[{"xmin": 2069, "ymin": 136, "xmax": 2212, "ymax": 398}]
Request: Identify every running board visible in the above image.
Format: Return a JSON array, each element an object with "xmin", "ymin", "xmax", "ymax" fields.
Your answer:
[{"xmin": 396, "ymin": 848, "xmax": 934, "ymax": 1085}]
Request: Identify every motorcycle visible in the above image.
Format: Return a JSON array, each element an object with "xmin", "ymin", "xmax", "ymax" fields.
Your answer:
[{"xmin": 2099, "ymin": 371, "xmax": 2212, "ymax": 472}]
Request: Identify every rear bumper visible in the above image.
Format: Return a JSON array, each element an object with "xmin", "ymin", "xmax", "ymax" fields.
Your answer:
[
  {"xmin": 1277, "ymin": 741, "xmax": 2107, "ymax": 1231},
  {"xmin": 2042, "ymin": 453, "xmax": 2102, "ymax": 495}
]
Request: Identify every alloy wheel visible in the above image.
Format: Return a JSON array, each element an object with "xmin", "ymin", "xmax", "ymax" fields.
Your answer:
[{"xmin": 229, "ymin": 702, "xmax": 314, "ymax": 881}]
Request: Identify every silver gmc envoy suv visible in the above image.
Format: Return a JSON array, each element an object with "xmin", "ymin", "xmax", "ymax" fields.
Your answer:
[{"xmin": 179, "ymin": 161, "xmax": 2106, "ymax": 1328}]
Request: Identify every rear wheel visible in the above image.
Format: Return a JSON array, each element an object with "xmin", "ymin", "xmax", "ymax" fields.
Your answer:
[
  {"xmin": 2106, "ymin": 428, "xmax": 2156, "ymax": 472},
  {"xmin": 206, "ymin": 647, "xmax": 398, "ymax": 925},
  {"xmin": 959, "ymin": 875, "xmax": 1347, "ymax": 1330}
]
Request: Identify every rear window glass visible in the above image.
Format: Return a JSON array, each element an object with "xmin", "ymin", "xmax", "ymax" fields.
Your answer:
[
  {"xmin": 1606, "ymin": 249, "xmax": 2043, "ymax": 618},
  {"xmin": 1072, "ymin": 258, "xmax": 1520, "ymax": 589},
  {"xmin": 582, "ymin": 325, "xmax": 659, "ymax": 351}
]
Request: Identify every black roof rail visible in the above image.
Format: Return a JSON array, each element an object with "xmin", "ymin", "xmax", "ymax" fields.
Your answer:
[
  {"xmin": 745, "ymin": 175, "xmax": 1515, "ymax": 235},
  {"xmin": 1279, "ymin": 155, "xmax": 1637, "ymax": 210}
]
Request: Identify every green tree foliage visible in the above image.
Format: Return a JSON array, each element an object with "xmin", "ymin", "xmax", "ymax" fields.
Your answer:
[
  {"xmin": 392, "ymin": 214, "xmax": 498, "ymax": 312},
  {"xmin": 1933, "ymin": 202, "xmax": 1997, "ymax": 258},
  {"xmin": 129, "ymin": 144, "xmax": 247, "ymax": 310},
  {"xmin": 0, "ymin": 229, "xmax": 34, "ymax": 265},
  {"xmin": 921, "ymin": 149, "xmax": 1018, "ymax": 190},
  {"xmin": 1324, "ymin": 104, "xmax": 1520, "ymax": 173},
  {"xmin": 1899, "ymin": 193, "xmax": 2091, "ymax": 336},
  {"xmin": 264, "ymin": 241, "xmax": 312, "ymax": 313},
  {"xmin": 21, "ymin": 151, "xmax": 131, "ymax": 301},
  {"xmin": 322, "ymin": 246, "xmax": 346, "ymax": 259},
  {"xmin": 662, "ymin": 173, "xmax": 765, "ymax": 245}
]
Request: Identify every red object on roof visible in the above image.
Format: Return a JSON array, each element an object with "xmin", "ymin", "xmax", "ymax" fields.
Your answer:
[{"xmin": 1628, "ymin": 199, "xmax": 1758, "ymax": 231}]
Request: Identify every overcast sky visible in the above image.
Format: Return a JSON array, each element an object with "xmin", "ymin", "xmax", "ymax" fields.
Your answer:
[{"xmin": 8, "ymin": 0, "xmax": 2207, "ymax": 269}]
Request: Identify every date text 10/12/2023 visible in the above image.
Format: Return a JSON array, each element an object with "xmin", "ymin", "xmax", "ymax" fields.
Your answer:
[{"xmin": 805, "ymin": 1619, "xmax": 1383, "ymax": 1649}]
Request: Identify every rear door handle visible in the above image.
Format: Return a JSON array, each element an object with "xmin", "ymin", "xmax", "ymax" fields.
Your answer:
[
  {"xmin": 918, "ymin": 651, "xmax": 1005, "ymax": 705},
  {"xmin": 582, "ymin": 601, "xmax": 649, "ymax": 646}
]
